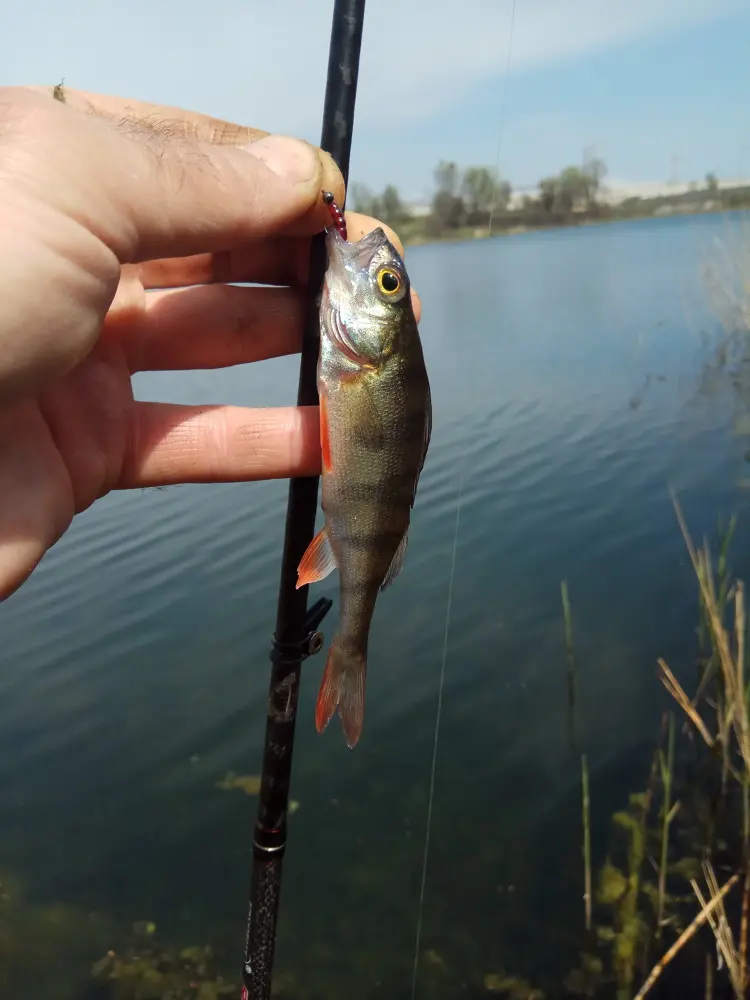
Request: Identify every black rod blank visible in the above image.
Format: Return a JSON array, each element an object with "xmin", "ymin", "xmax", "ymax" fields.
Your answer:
[{"xmin": 241, "ymin": 3, "xmax": 367, "ymax": 998}]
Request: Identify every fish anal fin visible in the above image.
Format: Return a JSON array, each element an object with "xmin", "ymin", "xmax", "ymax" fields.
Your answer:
[
  {"xmin": 296, "ymin": 527, "xmax": 337, "ymax": 589},
  {"xmin": 315, "ymin": 640, "xmax": 367, "ymax": 749},
  {"xmin": 381, "ymin": 528, "xmax": 409, "ymax": 591}
]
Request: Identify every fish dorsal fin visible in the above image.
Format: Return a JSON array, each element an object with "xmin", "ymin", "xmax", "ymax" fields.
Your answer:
[
  {"xmin": 296, "ymin": 527, "xmax": 337, "ymax": 589},
  {"xmin": 381, "ymin": 528, "xmax": 409, "ymax": 591}
]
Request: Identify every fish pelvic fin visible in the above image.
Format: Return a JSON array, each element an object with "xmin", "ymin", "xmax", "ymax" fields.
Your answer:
[{"xmin": 315, "ymin": 638, "xmax": 367, "ymax": 749}]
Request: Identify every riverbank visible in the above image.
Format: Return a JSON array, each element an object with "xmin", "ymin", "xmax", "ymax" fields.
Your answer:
[{"xmin": 402, "ymin": 202, "xmax": 750, "ymax": 247}]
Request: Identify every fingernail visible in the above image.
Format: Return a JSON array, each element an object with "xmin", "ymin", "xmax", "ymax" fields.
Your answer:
[{"xmin": 243, "ymin": 135, "xmax": 317, "ymax": 185}]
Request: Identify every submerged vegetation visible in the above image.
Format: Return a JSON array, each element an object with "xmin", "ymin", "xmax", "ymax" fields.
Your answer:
[
  {"xmin": 350, "ymin": 157, "xmax": 750, "ymax": 245},
  {"xmin": 556, "ymin": 503, "xmax": 750, "ymax": 1000},
  {"xmin": 91, "ymin": 932, "xmax": 237, "ymax": 1000}
]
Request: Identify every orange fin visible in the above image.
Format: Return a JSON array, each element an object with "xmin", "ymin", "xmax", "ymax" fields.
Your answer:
[
  {"xmin": 296, "ymin": 527, "xmax": 336, "ymax": 589},
  {"xmin": 316, "ymin": 640, "xmax": 367, "ymax": 748},
  {"xmin": 320, "ymin": 394, "xmax": 332, "ymax": 474}
]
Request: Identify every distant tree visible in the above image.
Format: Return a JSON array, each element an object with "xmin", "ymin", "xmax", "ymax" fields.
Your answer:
[
  {"xmin": 582, "ymin": 156, "xmax": 607, "ymax": 210},
  {"xmin": 431, "ymin": 160, "xmax": 465, "ymax": 231},
  {"xmin": 348, "ymin": 183, "xmax": 410, "ymax": 227},
  {"xmin": 538, "ymin": 176, "xmax": 557, "ymax": 214},
  {"xmin": 381, "ymin": 185, "xmax": 408, "ymax": 227},
  {"xmin": 434, "ymin": 160, "xmax": 460, "ymax": 197},
  {"xmin": 461, "ymin": 166, "xmax": 491, "ymax": 216},
  {"xmin": 556, "ymin": 166, "xmax": 590, "ymax": 213},
  {"xmin": 431, "ymin": 190, "xmax": 465, "ymax": 230},
  {"xmin": 705, "ymin": 172, "xmax": 719, "ymax": 194},
  {"xmin": 536, "ymin": 158, "xmax": 608, "ymax": 217},
  {"xmin": 461, "ymin": 167, "xmax": 511, "ymax": 221},
  {"xmin": 495, "ymin": 179, "xmax": 512, "ymax": 213},
  {"xmin": 349, "ymin": 182, "xmax": 375, "ymax": 214}
]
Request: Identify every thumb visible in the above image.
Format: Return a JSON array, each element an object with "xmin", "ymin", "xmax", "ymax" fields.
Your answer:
[
  {"xmin": 3, "ymin": 88, "xmax": 345, "ymax": 264},
  {"xmin": 111, "ymin": 131, "xmax": 346, "ymax": 263}
]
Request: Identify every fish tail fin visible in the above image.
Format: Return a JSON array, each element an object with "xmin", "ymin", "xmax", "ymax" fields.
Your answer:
[{"xmin": 315, "ymin": 638, "xmax": 367, "ymax": 749}]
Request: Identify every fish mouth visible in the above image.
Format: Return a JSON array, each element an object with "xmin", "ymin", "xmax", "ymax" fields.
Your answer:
[
  {"xmin": 325, "ymin": 224, "xmax": 391, "ymax": 272},
  {"xmin": 321, "ymin": 282, "xmax": 366, "ymax": 367}
]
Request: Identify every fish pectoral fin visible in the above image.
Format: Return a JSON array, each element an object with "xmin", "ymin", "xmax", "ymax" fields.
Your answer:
[
  {"xmin": 381, "ymin": 528, "xmax": 409, "ymax": 591},
  {"xmin": 296, "ymin": 527, "xmax": 337, "ymax": 589}
]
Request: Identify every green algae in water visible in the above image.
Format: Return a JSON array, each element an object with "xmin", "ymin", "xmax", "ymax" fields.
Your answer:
[
  {"xmin": 215, "ymin": 771, "xmax": 262, "ymax": 795},
  {"xmin": 483, "ymin": 970, "xmax": 545, "ymax": 997},
  {"xmin": 92, "ymin": 935, "xmax": 237, "ymax": 1000},
  {"xmin": 596, "ymin": 862, "xmax": 628, "ymax": 906},
  {"xmin": 0, "ymin": 868, "xmax": 114, "ymax": 998},
  {"xmin": 215, "ymin": 772, "xmax": 299, "ymax": 812}
]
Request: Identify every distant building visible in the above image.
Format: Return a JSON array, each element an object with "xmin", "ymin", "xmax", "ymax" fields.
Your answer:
[
  {"xmin": 403, "ymin": 202, "xmax": 432, "ymax": 218},
  {"xmin": 596, "ymin": 179, "xmax": 750, "ymax": 205},
  {"xmin": 403, "ymin": 179, "xmax": 750, "ymax": 218}
]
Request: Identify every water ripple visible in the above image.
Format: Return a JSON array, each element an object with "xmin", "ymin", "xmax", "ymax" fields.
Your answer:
[{"xmin": 0, "ymin": 215, "xmax": 748, "ymax": 980}]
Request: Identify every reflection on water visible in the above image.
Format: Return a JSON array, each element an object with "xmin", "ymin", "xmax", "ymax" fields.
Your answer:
[{"xmin": 1, "ymin": 213, "xmax": 749, "ymax": 997}]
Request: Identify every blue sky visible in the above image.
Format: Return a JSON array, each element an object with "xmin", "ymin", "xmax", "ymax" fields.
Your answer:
[{"xmin": 3, "ymin": 0, "xmax": 749, "ymax": 201}]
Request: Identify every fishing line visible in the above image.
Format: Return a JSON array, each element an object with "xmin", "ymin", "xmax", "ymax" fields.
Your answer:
[
  {"xmin": 487, "ymin": 0, "xmax": 518, "ymax": 237},
  {"xmin": 409, "ymin": 472, "xmax": 464, "ymax": 1000},
  {"xmin": 410, "ymin": 5, "xmax": 517, "ymax": 995}
]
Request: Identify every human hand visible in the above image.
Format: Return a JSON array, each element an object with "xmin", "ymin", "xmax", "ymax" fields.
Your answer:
[{"xmin": 0, "ymin": 86, "xmax": 421, "ymax": 599}]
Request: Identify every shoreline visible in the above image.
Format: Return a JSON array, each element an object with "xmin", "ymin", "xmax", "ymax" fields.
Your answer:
[{"xmin": 402, "ymin": 204, "xmax": 750, "ymax": 247}]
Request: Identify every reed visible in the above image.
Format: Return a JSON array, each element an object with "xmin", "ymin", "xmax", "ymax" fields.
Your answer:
[
  {"xmin": 581, "ymin": 753, "xmax": 592, "ymax": 932},
  {"xmin": 656, "ymin": 713, "xmax": 676, "ymax": 939},
  {"xmin": 561, "ymin": 580, "xmax": 579, "ymax": 750},
  {"xmin": 636, "ymin": 496, "xmax": 750, "ymax": 999}
]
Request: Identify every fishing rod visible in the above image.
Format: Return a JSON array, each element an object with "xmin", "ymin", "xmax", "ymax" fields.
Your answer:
[{"xmin": 241, "ymin": 2, "xmax": 367, "ymax": 998}]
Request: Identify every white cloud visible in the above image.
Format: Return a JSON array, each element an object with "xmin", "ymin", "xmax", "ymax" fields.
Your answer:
[{"xmin": 1, "ymin": 0, "xmax": 743, "ymax": 139}]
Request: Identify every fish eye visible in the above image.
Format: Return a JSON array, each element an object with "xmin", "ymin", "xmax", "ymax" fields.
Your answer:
[{"xmin": 376, "ymin": 268, "xmax": 401, "ymax": 296}]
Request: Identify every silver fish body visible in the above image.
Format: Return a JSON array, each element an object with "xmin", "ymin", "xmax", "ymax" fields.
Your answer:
[{"xmin": 296, "ymin": 224, "xmax": 431, "ymax": 748}]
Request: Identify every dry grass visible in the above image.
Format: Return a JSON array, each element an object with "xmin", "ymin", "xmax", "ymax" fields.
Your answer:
[
  {"xmin": 634, "ymin": 494, "xmax": 750, "ymax": 999},
  {"xmin": 704, "ymin": 214, "xmax": 750, "ymax": 340},
  {"xmin": 633, "ymin": 868, "xmax": 739, "ymax": 1000}
]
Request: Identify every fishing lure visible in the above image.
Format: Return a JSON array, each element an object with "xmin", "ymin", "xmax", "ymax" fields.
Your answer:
[{"xmin": 322, "ymin": 190, "xmax": 348, "ymax": 240}]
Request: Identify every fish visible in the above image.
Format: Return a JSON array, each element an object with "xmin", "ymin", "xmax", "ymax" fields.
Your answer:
[{"xmin": 295, "ymin": 217, "xmax": 432, "ymax": 749}]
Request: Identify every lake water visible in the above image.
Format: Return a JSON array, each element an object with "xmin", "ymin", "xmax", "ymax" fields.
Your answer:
[{"xmin": 1, "ymin": 212, "xmax": 750, "ymax": 999}]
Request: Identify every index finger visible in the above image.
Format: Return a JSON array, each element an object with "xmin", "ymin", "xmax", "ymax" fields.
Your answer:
[
  {"xmin": 135, "ymin": 211, "xmax": 409, "ymax": 289},
  {"xmin": 132, "ymin": 211, "xmax": 423, "ymax": 322}
]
